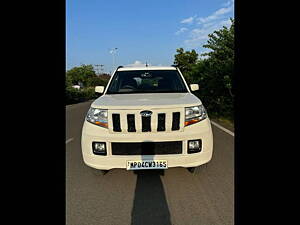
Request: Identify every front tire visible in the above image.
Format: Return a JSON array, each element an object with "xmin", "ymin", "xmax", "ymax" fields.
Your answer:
[
  {"xmin": 90, "ymin": 167, "xmax": 108, "ymax": 175},
  {"xmin": 99, "ymin": 170, "xmax": 108, "ymax": 175},
  {"xmin": 187, "ymin": 163, "xmax": 207, "ymax": 174}
]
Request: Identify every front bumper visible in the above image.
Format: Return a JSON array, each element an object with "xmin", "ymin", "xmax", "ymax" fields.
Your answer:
[{"xmin": 81, "ymin": 118, "xmax": 213, "ymax": 170}]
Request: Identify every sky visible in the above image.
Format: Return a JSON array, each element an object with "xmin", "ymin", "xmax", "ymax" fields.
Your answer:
[{"xmin": 66, "ymin": 0, "xmax": 234, "ymax": 73}]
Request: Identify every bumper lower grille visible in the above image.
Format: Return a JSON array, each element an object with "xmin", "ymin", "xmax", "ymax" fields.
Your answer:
[{"xmin": 111, "ymin": 141, "xmax": 182, "ymax": 155}]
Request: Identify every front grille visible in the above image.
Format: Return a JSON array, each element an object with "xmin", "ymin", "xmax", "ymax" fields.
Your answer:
[
  {"xmin": 127, "ymin": 114, "xmax": 136, "ymax": 132},
  {"xmin": 111, "ymin": 141, "xmax": 182, "ymax": 155},
  {"xmin": 142, "ymin": 116, "xmax": 151, "ymax": 132},
  {"xmin": 111, "ymin": 110, "xmax": 182, "ymax": 133},
  {"xmin": 157, "ymin": 113, "xmax": 166, "ymax": 131},
  {"xmin": 112, "ymin": 114, "xmax": 121, "ymax": 132},
  {"xmin": 172, "ymin": 112, "xmax": 180, "ymax": 131}
]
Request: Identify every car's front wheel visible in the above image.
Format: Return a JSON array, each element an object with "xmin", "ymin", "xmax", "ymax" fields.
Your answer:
[
  {"xmin": 90, "ymin": 167, "xmax": 108, "ymax": 175},
  {"xmin": 98, "ymin": 170, "xmax": 108, "ymax": 175},
  {"xmin": 187, "ymin": 164, "xmax": 207, "ymax": 174}
]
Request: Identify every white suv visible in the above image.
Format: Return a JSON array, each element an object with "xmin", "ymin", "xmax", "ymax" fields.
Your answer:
[{"xmin": 81, "ymin": 66, "xmax": 213, "ymax": 173}]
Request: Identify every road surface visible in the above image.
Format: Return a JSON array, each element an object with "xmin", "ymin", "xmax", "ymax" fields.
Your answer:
[{"xmin": 66, "ymin": 101, "xmax": 234, "ymax": 225}]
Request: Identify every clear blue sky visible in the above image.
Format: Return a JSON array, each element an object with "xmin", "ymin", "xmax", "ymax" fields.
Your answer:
[{"xmin": 66, "ymin": 0, "xmax": 234, "ymax": 73}]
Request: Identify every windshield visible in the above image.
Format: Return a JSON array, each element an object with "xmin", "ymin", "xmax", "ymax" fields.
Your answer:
[{"xmin": 106, "ymin": 70, "xmax": 188, "ymax": 94}]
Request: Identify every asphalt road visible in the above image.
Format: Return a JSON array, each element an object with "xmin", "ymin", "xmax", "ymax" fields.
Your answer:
[{"xmin": 66, "ymin": 101, "xmax": 234, "ymax": 225}]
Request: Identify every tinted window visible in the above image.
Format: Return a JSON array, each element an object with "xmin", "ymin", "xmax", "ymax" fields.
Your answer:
[{"xmin": 106, "ymin": 70, "xmax": 188, "ymax": 94}]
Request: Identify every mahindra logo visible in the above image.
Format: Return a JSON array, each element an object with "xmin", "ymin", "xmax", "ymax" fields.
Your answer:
[{"xmin": 140, "ymin": 110, "xmax": 152, "ymax": 117}]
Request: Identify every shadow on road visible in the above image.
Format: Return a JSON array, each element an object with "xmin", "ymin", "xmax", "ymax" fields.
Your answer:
[{"xmin": 131, "ymin": 169, "xmax": 171, "ymax": 225}]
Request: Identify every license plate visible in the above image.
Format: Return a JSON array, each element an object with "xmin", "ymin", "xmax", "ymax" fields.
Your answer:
[{"xmin": 126, "ymin": 160, "xmax": 168, "ymax": 170}]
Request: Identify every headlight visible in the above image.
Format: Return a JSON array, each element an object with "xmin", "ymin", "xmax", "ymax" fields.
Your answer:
[
  {"xmin": 185, "ymin": 105, "xmax": 207, "ymax": 126},
  {"xmin": 86, "ymin": 108, "xmax": 108, "ymax": 128}
]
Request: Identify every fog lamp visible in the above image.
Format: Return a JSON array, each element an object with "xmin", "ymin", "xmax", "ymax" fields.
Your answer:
[
  {"xmin": 92, "ymin": 142, "xmax": 107, "ymax": 155},
  {"xmin": 188, "ymin": 140, "xmax": 202, "ymax": 154}
]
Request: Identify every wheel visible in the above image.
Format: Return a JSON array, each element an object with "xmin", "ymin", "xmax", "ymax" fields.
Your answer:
[
  {"xmin": 99, "ymin": 170, "xmax": 108, "ymax": 175},
  {"xmin": 90, "ymin": 167, "xmax": 109, "ymax": 175},
  {"xmin": 187, "ymin": 163, "xmax": 207, "ymax": 174}
]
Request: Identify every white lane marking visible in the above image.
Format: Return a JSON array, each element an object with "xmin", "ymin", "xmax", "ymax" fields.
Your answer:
[
  {"xmin": 211, "ymin": 121, "xmax": 234, "ymax": 137},
  {"xmin": 66, "ymin": 138, "xmax": 74, "ymax": 144}
]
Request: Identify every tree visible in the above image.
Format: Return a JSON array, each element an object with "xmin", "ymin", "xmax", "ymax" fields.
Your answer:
[
  {"xmin": 202, "ymin": 18, "xmax": 234, "ymax": 98},
  {"xmin": 66, "ymin": 64, "xmax": 97, "ymax": 87},
  {"xmin": 88, "ymin": 76, "xmax": 107, "ymax": 87},
  {"xmin": 174, "ymin": 19, "xmax": 234, "ymax": 119},
  {"xmin": 65, "ymin": 73, "xmax": 72, "ymax": 88},
  {"xmin": 174, "ymin": 48, "xmax": 198, "ymax": 82}
]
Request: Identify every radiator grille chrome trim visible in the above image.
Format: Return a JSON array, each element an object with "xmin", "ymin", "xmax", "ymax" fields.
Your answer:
[{"xmin": 109, "ymin": 109, "xmax": 184, "ymax": 133}]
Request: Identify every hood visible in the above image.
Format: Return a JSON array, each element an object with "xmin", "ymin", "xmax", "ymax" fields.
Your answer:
[{"xmin": 91, "ymin": 93, "xmax": 202, "ymax": 109}]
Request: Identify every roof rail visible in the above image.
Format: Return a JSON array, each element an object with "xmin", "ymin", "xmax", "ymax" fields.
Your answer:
[
  {"xmin": 116, "ymin": 66, "xmax": 123, "ymax": 70},
  {"xmin": 171, "ymin": 64, "xmax": 178, "ymax": 68}
]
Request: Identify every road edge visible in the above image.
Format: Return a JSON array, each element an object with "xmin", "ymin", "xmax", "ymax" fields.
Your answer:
[
  {"xmin": 211, "ymin": 120, "xmax": 235, "ymax": 137},
  {"xmin": 66, "ymin": 100, "xmax": 94, "ymax": 110}
]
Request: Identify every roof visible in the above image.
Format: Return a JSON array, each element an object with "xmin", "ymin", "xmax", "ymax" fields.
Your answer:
[{"xmin": 117, "ymin": 66, "xmax": 176, "ymax": 71}]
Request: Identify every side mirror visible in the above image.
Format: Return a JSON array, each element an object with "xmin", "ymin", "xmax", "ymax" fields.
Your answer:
[
  {"xmin": 95, "ymin": 86, "xmax": 105, "ymax": 94},
  {"xmin": 190, "ymin": 84, "xmax": 199, "ymax": 91}
]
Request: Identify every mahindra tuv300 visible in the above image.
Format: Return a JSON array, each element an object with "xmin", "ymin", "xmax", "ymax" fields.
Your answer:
[{"xmin": 81, "ymin": 66, "xmax": 213, "ymax": 174}]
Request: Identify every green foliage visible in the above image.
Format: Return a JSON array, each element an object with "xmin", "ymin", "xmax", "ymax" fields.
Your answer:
[
  {"xmin": 65, "ymin": 74, "xmax": 72, "ymax": 89},
  {"xmin": 65, "ymin": 65, "xmax": 110, "ymax": 105},
  {"xmin": 66, "ymin": 64, "xmax": 97, "ymax": 87},
  {"xmin": 202, "ymin": 18, "xmax": 234, "ymax": 99},
  {"xmin": 88, "ymin": 76, "xmax": 108, "ymax": 87},
  {"xmin": 65, "ymin": 87, "xmax": 98, "ymax": 105},
  {"xmin": 65, "ymin": 64, "xmax": 111, "ymax": 105},
  {"xmin": 174, "ymin": 19, "xmax": 234, "ymax": 120},
  {"xmin": 174, "ymin": 48, "xmax": 198, "ymax": 82}
]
